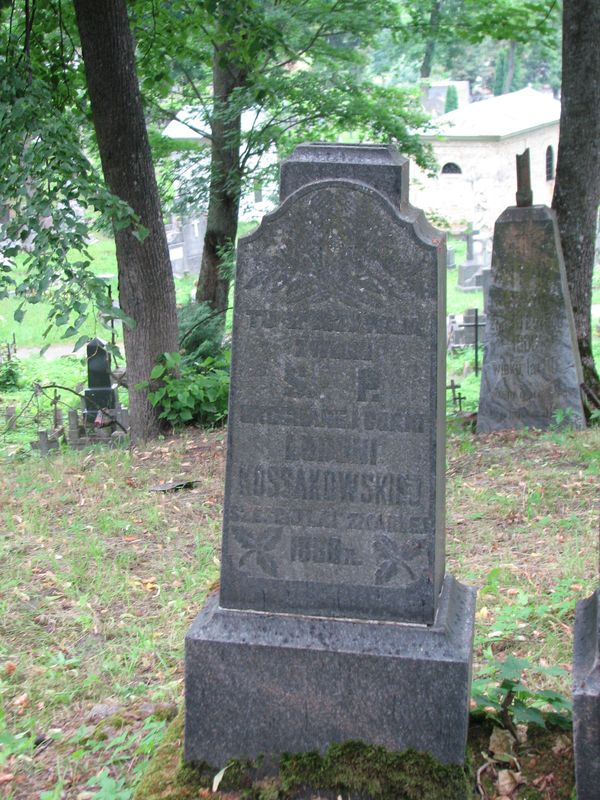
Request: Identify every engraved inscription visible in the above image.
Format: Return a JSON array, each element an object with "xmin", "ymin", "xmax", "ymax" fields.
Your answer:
[
  {"xmin": 290, "ymin": 535, "xmax": 360, "ymax": 566},
  {"xmin": 244, "ymin": 309, "xmax": 422, "ymax": 336},
  {"xmin": 239, "ymin": 403, "xmax": 425, "ymax": 433},
  {"xmin": 228, "ymin": 504, "xmax": 432, "ymax": 535},
  {"xmin": 220, "ymin": 178, "xmax": 443, "ymax": 622},
  {"xmin": 285, "ymin": 432, "xmax": 378, "ymax": 465},
  {"xmin": 237, "ymin": 464, "xmax": 422, "ymax": 506}
]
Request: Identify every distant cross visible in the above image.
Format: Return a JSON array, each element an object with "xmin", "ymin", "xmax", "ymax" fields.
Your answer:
[
  {"xmin": 458, "ymin": 308, "xmax": 486, "ymax": 375},
  {"xmin": 456, "ymin": 392, "xmax": 466, "ymax": 412},
  {"xmin": 446, "ymin": 379, "xmax": 461, "ymax": 406},
  {"xmin": 465, "ymin": 223, "xmax": 479, "ymax": 261},
  {"xmin": 516, "ymin": 148, "xmax": 533, "ymax": 207}
]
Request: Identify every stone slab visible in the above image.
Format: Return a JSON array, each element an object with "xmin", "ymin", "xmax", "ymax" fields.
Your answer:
[
  {"xmin": 280, "ymin": 143, "xmax": 408, "ymax": 207},
  {"xmin": 477, "ymin": 205, "xmax": 585, "ymax": 432},
  {"xmin": 573, "ymin": 589, "xmax": 600, "ymax": 800},
  {"xmin": 185, "ymin": 575, "xmax": 476, "ymax": 768},
  {"xmin": 457, "ymin": 259, "xmax": 481, "ymax": 291},
  {"xmin": 220, "ymin": 174, "xmax": 446, "ymax": 625}
]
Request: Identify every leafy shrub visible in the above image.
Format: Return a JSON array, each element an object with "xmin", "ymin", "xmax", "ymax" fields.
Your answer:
[
  {"xmin": 147, "ymin": 351, "xmax": 230, "ymax": 428},
  {"xmin": 0, "ymin": 357, "xmax": 22, "ymax": 390},
  {"xmin": 472, "ymin": 654, "xmax": 571, "ymax": 730},
  {"xmin": 177, "ymin": 301, "xmax": 226, "ymax": 364}
]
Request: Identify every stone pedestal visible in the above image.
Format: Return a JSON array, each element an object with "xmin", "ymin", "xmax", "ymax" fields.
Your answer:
[
  {"xmin": 573, "ymin": 589, "xmax": 600, "ymax": 800},
  {"xmin": 186, "ymin": 576, "xmax": 475, "ymax": 766}
]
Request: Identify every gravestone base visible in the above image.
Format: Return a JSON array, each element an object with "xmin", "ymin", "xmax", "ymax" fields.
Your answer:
[
  {"xmin": 573, "ymin": 589, "xmax": 600, "ymax": 800},
  {"xmin": 185, "ymin": 575, "xmax": 475, "ymax": 768}
]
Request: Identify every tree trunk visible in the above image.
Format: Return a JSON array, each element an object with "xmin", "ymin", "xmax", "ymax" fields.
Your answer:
[
  {"xmin": 195, "ymin": 45, "xmax": 243, "ymax": 311},
  {"xmin": 552, "ymin": 0, "xmax": 600, "ymax": 412},
  {"xmin": 73, "ymin": 0, "xmax": 179, "ymax": 442},
  {"xmin": 420, "ymin": 0, "xmax": 442, "ymax": 79}
]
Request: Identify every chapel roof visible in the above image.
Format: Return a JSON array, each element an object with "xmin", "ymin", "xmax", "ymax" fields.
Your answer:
[{"xmin": 422, "ymin": 87, "xmax": 561, "ymax": 140}]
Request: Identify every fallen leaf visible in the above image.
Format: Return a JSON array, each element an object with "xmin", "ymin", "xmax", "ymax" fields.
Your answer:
[
  {"xmin": 489, "ymin": 727, "xmax": 515, "ymax": 759},
  {"xmin": 3, "ymin": 661, "xmax": 16, "ymax": 676},
  {"xmin": 0, "ymin": 774, "xmax": 15, "ymax": 785},
  {"xmin": 552, "ymin": 734, "xmax": 572, "ymax": 755},
  {"xmin": 496, "ymin": 769, "xmax": 525, "ymax": 796}
]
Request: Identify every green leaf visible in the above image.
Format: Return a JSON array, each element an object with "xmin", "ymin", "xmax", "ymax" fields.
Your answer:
[
  {"xmin": 132, "ymin": 224, "xmax": 150, "ymax": 242},
  {"xmin": 73, "ymin": 336, "xmax": 90, "ymax": 352},
  {"xmin": 150, "ymin": 364, "xmax": 166, "ymax": 380}
]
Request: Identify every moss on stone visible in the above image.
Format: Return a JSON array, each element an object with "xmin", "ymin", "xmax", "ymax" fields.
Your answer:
[
  {"xmin": 279, "ymin": 740, "xmax": 471, "ymax": 799},
  {"xmin": 134, "ymin": 714, "xmax": 471, "ymax": 800}
]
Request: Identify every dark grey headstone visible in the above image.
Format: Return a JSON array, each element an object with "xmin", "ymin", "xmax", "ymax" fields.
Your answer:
[
  {"xmin": 185, "ymin": 143, "xmax": 475, "ymax": 769},
  {"xmin": 84, "ymin": 338, "xmax": 116, "ymax": 424},
  {"xmin": 222, "ymin": 170, "xmax": 445, "ymax": 625},
  {"xmin": 573, "ymin": 589, "xmax": 600, "ymax": 800},
  {"xmin": 86, "ymin": 338, "xmax": 111, "ymax": 388},
  {"xmin": 477, "ymin": 205, "xmax": 585, "ymax": 432}
]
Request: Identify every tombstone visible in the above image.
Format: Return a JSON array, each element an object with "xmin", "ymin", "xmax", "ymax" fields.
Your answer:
[
  {"xmin": 83, "ymin": 339, "xmax": 117, "ymax": 426},
  {"xmin": 166, "ymin": 218, "xmax": 186, "ymax": 276},
  {"xmin": 167, "ymin": 215, "xmax": 207, "ymax": 277},
  {"xmin": 448, "ymin": 308, "xmax": 486, "ymax": 349},
  {"xmin": 447, "ymin": 246, "xmax": 456, "ymax": 269},
  {"xmin": 475, "ymin": 266, "xmax": 492, "ymax": 313},
  {"xmin": 185, "ymin": 143, "xmax": 476, "ymax": 768},
  {"xmin": 573, "ymin": 588, "xmax": 600, "ymax": 800},
  {"xmin": 477, "ymin": 150, "xmax": 585, "ymax": 431},
  {"xmin": 457, "ymin": 225, "xmax": 483, "ymax": 290},
  {"xmin": 182, "ymin": 217, "xmax": 207, "ymax": 274}
]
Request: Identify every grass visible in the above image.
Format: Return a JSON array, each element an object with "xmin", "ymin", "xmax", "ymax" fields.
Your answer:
[
  {"xmin": 0, "ymin": 235, "xmax": 198, "ymax": 350},
  {"xmin": 0, "ymin": 425, "xmax": 598, "ymax": 797}
]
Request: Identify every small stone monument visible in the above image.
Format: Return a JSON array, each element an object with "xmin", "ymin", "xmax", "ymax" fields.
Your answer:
[
  {"xmin": 185, "ymin": 144, "xmax": 476, "ymax": 768},
  {"xmin": 477, "ymin": 150, "xmax": 585, "ymax": 431},
  {"xmin": 83, "ymin": 338, "xmax": 117, "ymax": 426},
  {"xmin": 457, "ymin": 225, "xmax": 483, "ymax": 290},
  {"xmin": 573, "ymin": 586, "xmax": 600, "ymax": 800}
]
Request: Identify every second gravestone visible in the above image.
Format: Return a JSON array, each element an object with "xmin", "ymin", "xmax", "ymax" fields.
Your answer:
[
  {"xmin": 477, "ymin": 151, "xmax": 585, "ymax": 432},
  {"xmin": 185, "ymin": 144, "xmax": 476, "ymax": 767}
]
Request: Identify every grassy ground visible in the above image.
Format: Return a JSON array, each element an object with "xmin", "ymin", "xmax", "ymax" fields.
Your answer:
[
  {"xmin": 0, "ymin": 425, "xmax": 598, "ymax": 798},
  {"xmin": 0, "ymin": 236, "xmax": 197, "ymax": 350}
]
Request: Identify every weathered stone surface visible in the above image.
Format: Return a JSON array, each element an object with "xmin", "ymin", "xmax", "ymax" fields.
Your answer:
[
  {"xmin": 573, "ymin": 589, "xmax": 600, "ymax": 800},
  {"xmin": 185, "ymin": 576, "xmax": 476, "ymax": 767},
  {"xmin": 477, "ymin": 205, "xmax": 584, "ymax": 432},
  {"xmin": 185, "ymin": 144, "xmax": 475, "ymax": 770},
  {"xmin": 280, "ymin": 143, "xmax": 408, "ymax": 208},
  {"xmin": 220, "ymin": 172, "xmax": 446, "ymax": 625}
]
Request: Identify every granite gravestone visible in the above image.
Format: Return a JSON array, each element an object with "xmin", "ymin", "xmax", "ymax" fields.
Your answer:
[
  {"xmin": 83, "ymin": 339, "xmax": 117, "ymax": 426},
  {"xmin": 185, "ymin": 143, "xmax": 476, "ymax": 768},
  {"xmin": 477, "ymin": 152, "xmax": 585, "ymax": 432},
  {"xmin": 573, "ymin": 588, "xmax": 600, "ymax": 800}
]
